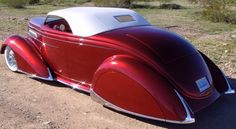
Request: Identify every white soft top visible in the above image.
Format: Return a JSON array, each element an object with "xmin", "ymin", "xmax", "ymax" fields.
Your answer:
[{"xmin": 48, "ymin": 7, "xmax": 150, "ymax": 37}]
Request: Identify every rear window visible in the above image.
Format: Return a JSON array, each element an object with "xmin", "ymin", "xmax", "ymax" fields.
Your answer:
[{"xmin": 114, "ymin": 15, "xmax": 135, "ymax": 23}]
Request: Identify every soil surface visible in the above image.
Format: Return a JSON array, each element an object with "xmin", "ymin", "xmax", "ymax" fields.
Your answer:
[
  {"xmin": 0, "ymin": 4, "xmax": 236, "ymax": 129},
  {"xmin": 0, "ymin": 50, "xmax": 236, "ymax": 129}
]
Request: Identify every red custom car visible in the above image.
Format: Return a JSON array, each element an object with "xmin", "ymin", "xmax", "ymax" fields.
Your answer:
[{"xmin": 1, "ymin": 7, "xmax": 234, "ymax": 124}]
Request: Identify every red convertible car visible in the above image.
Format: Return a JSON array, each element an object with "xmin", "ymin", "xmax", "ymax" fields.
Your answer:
[{"xmin": 1, "ymin": 7, "xmax": 234, "ymax": 124}]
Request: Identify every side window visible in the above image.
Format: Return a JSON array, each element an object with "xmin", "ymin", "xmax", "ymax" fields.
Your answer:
[{"xmin": 45, "ymin": 15, "xmax": 72, "ymax": 33}]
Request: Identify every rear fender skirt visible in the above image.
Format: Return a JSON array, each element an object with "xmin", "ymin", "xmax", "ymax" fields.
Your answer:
[
  {"xmin": 91, "ymin": 55, "xmax": 195, "ymax": 124},
  {"xmin": 1, "ymin": 35, "xmax": 53, "ymax": 80},
  {"xmin": 200, "ymin": 52, "xmax": 234, "ymax": 94}
]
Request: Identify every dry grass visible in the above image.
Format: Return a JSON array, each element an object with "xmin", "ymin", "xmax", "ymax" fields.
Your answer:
[{"xmin": 0, "ymin": 0, "xmax": 235, "ymax": 77}]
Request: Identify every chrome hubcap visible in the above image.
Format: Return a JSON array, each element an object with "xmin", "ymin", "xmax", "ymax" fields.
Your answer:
[{"xmin": 5, "ymin": 46, "xmax": 18, "ymax": 71}]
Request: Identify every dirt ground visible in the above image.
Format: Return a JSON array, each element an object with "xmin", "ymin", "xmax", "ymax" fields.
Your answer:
[
  {"xmin": 0, "ymin": 50, "xmax": 236, "ymax": 129},
  {"xmin": 0, "ymin": 3, "xmax": 236, "ymax": 129}
]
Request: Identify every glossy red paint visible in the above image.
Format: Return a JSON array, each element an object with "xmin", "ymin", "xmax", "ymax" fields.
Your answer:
[
  {"xmin": 0, "ymin": 13, "xmax": 233, "ymax": 124},
  {"xmin": 2, "ymin": 35, "xmax": 50, "ymax": 78},
  {"xmin": 91, "ymin": 26, "xmax": 221, "ymax": 112},
  {"xmin": 93, "ymin": 55, "xmax": 189, "ymax": 121}
]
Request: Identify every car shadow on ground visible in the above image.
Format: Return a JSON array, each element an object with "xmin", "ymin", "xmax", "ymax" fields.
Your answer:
[
  {"xmin": 32, "ymin": 78, "xmax": 90, "ymax": 95},
  {"xmin": 35, "ymin": 77, "xmax": 236, "ymax": 129},
  {"xmin": 125, "ymin": 77, "xmax": 236, "ymax": 129}
]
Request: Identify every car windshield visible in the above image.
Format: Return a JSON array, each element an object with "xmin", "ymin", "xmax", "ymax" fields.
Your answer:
[
  {"xmin": 44, "ymin": 15, "xmax": 72, "ymax": 33},
  {"xmin": 45, "ymin": 15, "xmax": 63, "ymax": 24}
]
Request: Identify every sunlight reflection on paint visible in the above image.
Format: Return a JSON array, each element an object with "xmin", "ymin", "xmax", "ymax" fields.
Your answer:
[
  {"xmin": 111, "ymin": 61, "xmax": 117, "ymax": 65},
  {"xmin": 10, "ymin": 40, "xmax": 15, "ymax": 44}
]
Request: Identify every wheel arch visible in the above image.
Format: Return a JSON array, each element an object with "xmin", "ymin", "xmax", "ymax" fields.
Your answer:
[
  {"xmin": 1, "ymin": 35, "xmax": 53, "ymax": 80},
  {"xmin": 0, "ymin": 42, "xmax": 7, "ymax": 54},
  {"xmin": 91, "ymin": 54, "xmax": 195, "ymax": 123},
  {"xmin": 199, "ymin": 51, "xmax": 235, "ymax": 94}
]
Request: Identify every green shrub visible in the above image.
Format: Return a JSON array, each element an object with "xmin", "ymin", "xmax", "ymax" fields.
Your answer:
[
  {"xmin": 73, "ymin": 0, "xmax": 91, "ymax": 4},
  {"xmin": 158, "ymin": 0, "xmax": 172, "ymax": 4},
  {"xmin": 0, "ymin": 0, "xmax": 29, "ymax": 8},
  {"xmin": 29, "ymin": 0, "xmax": 40, "ymax": 5},
  {"xmin": 40, "ymin": 0, "xmax": 90, "ymax": 5},
  {"xmin": 159, "ymin": 3, "xmax": 182, "ymax": 9},
  {"xmin": 94, "ymin": 0, "xmax": 133, "ymax": 8},
  {"xmin": 135, "ymin": 0, "xmax": 172, "ymax": 3},
  {"xmin": 40, "ymin": 0, "xmax": 63, "ymax": 4},
  {"xmin": 189, "ymin": 0, "xmax": 236, "ymax": 24},
  {"xmin": 225, "ymin": 13, "xmax": 236, "ymax": 24}
]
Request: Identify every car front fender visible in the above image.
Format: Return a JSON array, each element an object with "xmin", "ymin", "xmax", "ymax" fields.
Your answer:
[
  {"xmin": 91, "ymin": 55, "xmax": 195, "ymax": 124},
  {"xmin": 1, "ymin": 35, "xmax": 53, "ymax": 80}
]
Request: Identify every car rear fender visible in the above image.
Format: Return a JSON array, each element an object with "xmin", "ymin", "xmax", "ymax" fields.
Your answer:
[
  {"xmin": 91, "ymin": 55, "xmax": 195, "ymax": 124},
  {"xmin": 200, "ymin": 52, "xmax": 235, "ymax": 94},
  {"xmin": 1, "ymin": 35, "xmax": 53, "ymax": 80}
]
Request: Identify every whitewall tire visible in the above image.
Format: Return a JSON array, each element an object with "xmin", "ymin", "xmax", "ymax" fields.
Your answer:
[{"xmin": 4, "ymin": 46, "xmax": 18, "ymax": 72}]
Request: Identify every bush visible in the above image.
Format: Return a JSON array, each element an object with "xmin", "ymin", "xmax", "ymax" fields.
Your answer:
[
  {"xmin": 137, "ymin": 0, "xmax": 173, "ymax": 3},
  {"xmin": 159, "ymin": 3, "xmax": 182, "ymax": 9},
  {"xmin": 40, "ymin": 0, "xmax": 90, "ymax": 5},
  {"xmin": 225, "ymin": 13, "xmax": 236, "ymax": 24},
  {"xmin": 0, "ymin": 0, "xmax": 29, "ymax": 8},
  {"xmin": 29, "ymin": 0, "xmax": 40, "ymax": 5},
  {"xmin": 73, "ymin": 0, "xmax": 91, "ymax": 4},
  {"xmin": 158, "ymin": 0, "xmax": 172, "ymax": 4},
  {"xmin": 94, "ymin": 0, "xmax": 133, "ymax": 8},
  {"xmin": 40, "ymin": 0, "xmax": 65, "ymax": 4},
  {"xmin": 189, "ymin": 0, "xmax": 236, "ymax": 24}
]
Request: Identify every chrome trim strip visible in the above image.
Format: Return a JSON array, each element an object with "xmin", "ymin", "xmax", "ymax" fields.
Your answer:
[
  {"xmin": 18, "ymin": 67, "xmax": 90, "ymax": 93},
  {"xmin": 221, "ymin": 71, "xmax": 235, "ymax": 94},
  {"xmin": 174, "ymin": 90, "xmax": 195, "ymax": 124},
  {"xmin": 18, "ymin": 68, "xmax": 54, "ymax": 81},
  {"xmin": 57, "ymin": 79, "xmax": 90, "ymax": 93},
  {"xmin": 28, "ymin": 33, "xmax": 115, "ymax": 50},
  {"xmin": 29, "ymin": 29, "xmax": 38, "ymax": 38},
  {"xmin": 90, "ymin": 89, "xmax": 195, "ymax": 124},
  {"xmin": 28, "ymin": 35, "xmax": 59, "ymax": 48},
  {"xmin": 17, "ymin": 67, "xmax": 91, "ymax": 93}
]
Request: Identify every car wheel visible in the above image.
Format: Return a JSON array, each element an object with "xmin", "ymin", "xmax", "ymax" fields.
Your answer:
[{"xmin": 4, "ymin": 46, "xmax": 18, "ymax": 72}]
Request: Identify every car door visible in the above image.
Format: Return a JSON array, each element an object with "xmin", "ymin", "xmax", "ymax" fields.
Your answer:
[
  {"xmin": 41, "ymin": 15, "xmax": 117, "ymax": 84},
  {"xmin": 66, "ymin": 39, "xmax": 117, "ymax": 84},
  {"xmin": 40, "ymin": 16, "xmax": 70, "ymax": 78}
]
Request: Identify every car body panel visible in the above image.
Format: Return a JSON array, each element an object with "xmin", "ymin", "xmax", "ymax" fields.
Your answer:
[
  {"xmin": 200, "ymin": 52, "xmax": 234, "ymax": 93},
  {"xmin": 1, "ymin": 35, "xmax": 51, "ymax": 79},
  {"xmin": 91, "ymin": 26, "xmax": 219, "ymax": 98},
  {"xmin": 92, "ymin": 55, "xmax": 191, "ymax": 122}
]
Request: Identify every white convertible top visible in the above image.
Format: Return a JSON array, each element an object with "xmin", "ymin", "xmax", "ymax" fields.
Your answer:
[{"xmin": 48, "ymin": 7, "xmax": 150, "ymax": 37}]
